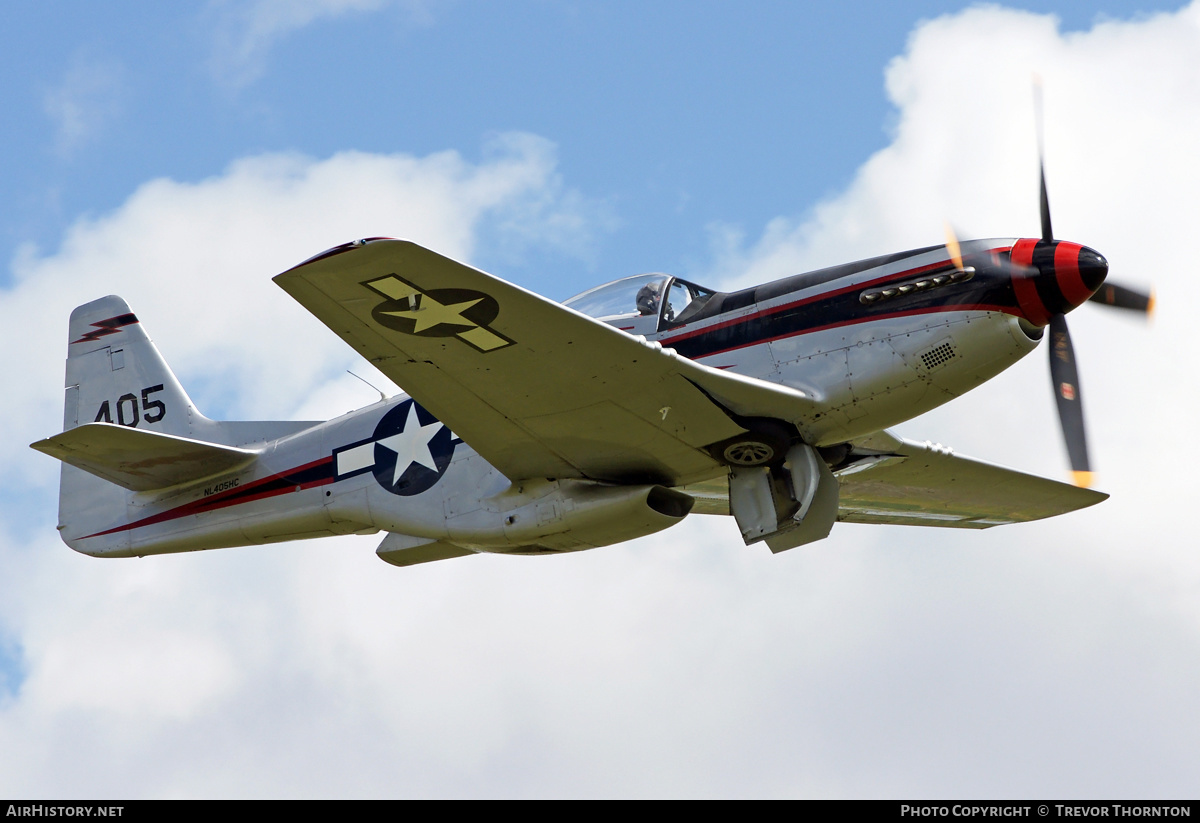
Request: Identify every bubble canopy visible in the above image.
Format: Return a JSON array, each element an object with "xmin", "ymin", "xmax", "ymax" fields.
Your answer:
[{"xmin": 562, "ymin": 274, "xmax": 715, "ymax": 329}]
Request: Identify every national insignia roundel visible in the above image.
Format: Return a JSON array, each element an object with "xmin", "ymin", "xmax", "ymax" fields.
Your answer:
[{"xmin": 368, "ymin": 399, "xmax": 457, "ymax": 496}]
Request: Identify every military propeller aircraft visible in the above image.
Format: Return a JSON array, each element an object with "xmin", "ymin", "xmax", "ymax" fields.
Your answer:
[{"xmin": 31, "ymin": 113, "xmax": 1152, "ymax": 566}]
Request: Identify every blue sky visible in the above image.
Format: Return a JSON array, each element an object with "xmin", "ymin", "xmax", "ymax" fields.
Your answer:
[
  {"xmin": 3, "ymin": 0, "xmax": 1199, "ymax": 799},
  {"xmin": 2, "ymin": 1, "xmax": 1178, "ymax": 296}
]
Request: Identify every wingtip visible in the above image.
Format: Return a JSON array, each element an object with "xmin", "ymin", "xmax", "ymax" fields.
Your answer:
[
  {"xmin": 277, "ymin": 236, "xmax": 399, "ymax": 277},
  {"xmin": 29, "ymin": 437, "xmax": 56, "ymax": 455}
]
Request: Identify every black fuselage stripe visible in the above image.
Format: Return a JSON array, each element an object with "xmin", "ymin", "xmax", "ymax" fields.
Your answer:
[{"xmin": 662, "ymin": 275, "xmax": 1022, "ymax": 360}]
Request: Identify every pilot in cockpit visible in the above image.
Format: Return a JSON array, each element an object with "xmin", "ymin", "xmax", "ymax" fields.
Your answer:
[{"xmin": 636, "ymin": 280, "xmax": 663, "ymax": 316}]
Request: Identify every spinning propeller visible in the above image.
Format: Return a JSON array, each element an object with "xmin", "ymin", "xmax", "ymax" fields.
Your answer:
[{"xmin": 947, "ymin": 80, "xmax": 1153, "ymax": 488}]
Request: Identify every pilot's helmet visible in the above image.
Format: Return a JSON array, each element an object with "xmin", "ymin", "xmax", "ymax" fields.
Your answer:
[{"xmin": 636, "ymin": 280, "xmax": 663, "ymax": 316}]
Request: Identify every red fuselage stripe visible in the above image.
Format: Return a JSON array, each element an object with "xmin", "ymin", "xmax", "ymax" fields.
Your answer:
[{"xmin": 81, "ymin": 456, "xmax": 335, "ymax": 539}]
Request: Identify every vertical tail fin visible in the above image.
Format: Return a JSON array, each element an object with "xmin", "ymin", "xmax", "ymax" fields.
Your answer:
[
  {"xmin": 66, "ymin": 296, "xmax": 205, "ymax": 438},
  {"xmin": 47, "ymin": 297, "xmax": 321, "ymax": 557},
  {"xmin": 57, "ymin": 296, "xmax": 209, "ymax": 555}
]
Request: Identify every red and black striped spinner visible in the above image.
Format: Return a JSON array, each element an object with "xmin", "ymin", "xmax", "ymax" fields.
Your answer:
[{"xmin": 1009, "ymin": 238, "xmax": 1109, "ymax": 327}]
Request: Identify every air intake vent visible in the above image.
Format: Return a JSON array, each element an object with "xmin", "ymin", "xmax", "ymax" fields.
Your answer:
[{"xmin": 920, "ymin": 342, "xmax": 958, "ymax": 370}]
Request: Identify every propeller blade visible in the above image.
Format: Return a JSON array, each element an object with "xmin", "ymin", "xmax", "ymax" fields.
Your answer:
[
  {"xmin": 944, "ymin": 223, "xmax": 965, "ymax": 271},
  {"xmin": 990, "ymin": 251, "xmax": 1038, "ymax": 281},
  {"xmin": 943, "ymin": 224, "xmax": 1039, "ymax": 280},
  {"xmin": 1039, "ymin": 164, "xmax": 1054, "ymax": 242},
  {"xmin": 1088, "ymin": 281, "xmax": 1155, "ymax": 316},
  {"xmin": 1033, "ymin": 75, "xmax": 1054, "ymax": 242},
  {"xmin": 1047, "ymin": 314, "xmax": 1092, "ymax": 487}
]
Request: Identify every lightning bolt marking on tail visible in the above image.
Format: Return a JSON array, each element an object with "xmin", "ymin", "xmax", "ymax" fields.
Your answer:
[{"xmin": 71, "ymin": 313, "xmax": 139, "ymax": 345}]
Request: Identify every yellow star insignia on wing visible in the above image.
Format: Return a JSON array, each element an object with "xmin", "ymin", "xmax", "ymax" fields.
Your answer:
[
  {"xmin": 382, "ymin": 294, "xmax": 484, "ymax": 332},
  {"xmin": 363, "ymin": 274, "xmax": 515, "ymax": 352}
]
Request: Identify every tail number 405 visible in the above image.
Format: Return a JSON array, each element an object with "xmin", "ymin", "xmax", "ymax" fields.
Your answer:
[{"xmin": 94, "ymin": 385, "xmax": 167, "ymax": 427}]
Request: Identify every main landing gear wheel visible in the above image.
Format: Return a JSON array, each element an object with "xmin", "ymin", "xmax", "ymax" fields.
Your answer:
[
  {"xmin": 710, "ymin": 422, "xmax": 793, "ymax": 467},
  {"xmin": 723, "ymin": 440, "xmax": 777, "ymax": 466}
]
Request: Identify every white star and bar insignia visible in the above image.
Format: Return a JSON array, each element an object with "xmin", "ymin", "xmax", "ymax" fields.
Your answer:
[
  {"xmin": 332, "ymin": 400, "xmax": 460, "ymax": 496},
  {"xmin": 375, "ymin": 403, "xmax": 443, "ymax": 485}
]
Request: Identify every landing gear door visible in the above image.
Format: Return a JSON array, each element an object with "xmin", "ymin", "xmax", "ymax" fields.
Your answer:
[{"xmin": 728, "ymin": 444, "xmax": 839, "ymax": 552}]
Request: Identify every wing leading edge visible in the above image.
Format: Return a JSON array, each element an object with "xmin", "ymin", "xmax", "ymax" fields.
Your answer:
[{"xmin": 275, "ymin": 239, "xmax": 818, "ymax": 486}]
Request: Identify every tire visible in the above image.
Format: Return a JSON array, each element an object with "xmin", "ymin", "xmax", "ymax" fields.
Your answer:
[
  {"xmin": 722, "ymin": 438, "xmax": 779, "ymax": 466},
  {"xmin": 710, "ymin": 422, "xmax": 792, "ymax": 467}
]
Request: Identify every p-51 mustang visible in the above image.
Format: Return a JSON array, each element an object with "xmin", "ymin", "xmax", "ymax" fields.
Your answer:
[{"xmin": 32, "ymin": 150, "xmax": 1151, "ymax": 566}]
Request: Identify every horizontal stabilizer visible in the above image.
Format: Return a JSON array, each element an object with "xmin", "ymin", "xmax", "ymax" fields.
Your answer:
[{"xmin": 31, "ymin": 423, "xmax": 257, "ymax": 492}]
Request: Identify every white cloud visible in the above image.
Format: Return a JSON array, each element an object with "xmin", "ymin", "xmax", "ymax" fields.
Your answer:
[
  {"xmin": 42, "ymin": 54, "xmax": 125, "ymax": 157},
  {"xmin": 689, "ymin": 5, "xmax": 1200, "ymax": 790},
  {"xmin": 4, "ymin": 3, "xmax": 1200, "ymax": 799},
  {"xmin": 704, "ymin": 3, "xmax": 1199, "ymax": 482},
  {"xmin": 7, "ymin": 132, "xmax": 593, "ymax": 465},
  {"xmin": 207, "ymin": 0, "xmax": 432, "ymax": 86},
  {"xmin": 0, "ymin": 135, "xmax": 608, "ymax": 794}
]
